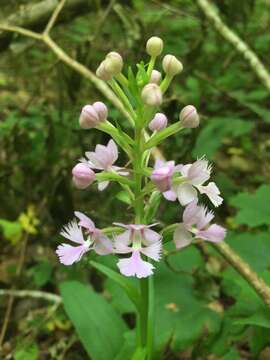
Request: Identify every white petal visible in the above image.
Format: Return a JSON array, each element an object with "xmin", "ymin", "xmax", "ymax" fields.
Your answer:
[
  {"xmin": 107, "ymin": 139, "xmax": 118, "ymax": 163},
  {"xmin": 176, "ymin": 183, "xmax": 198, "ymax": 206},
  {"xmin": 197, "ymin": 182, "xmax": 223, "ymax": 207},
  {"xmin": 173, "ymin": 224, "xmax": 193, "ymax": 249},
  {"xmin": 60, "ymin": 221, "xmax": 85, "ymax": 244},
  {"xmin": 188, "ymin": 159, "xmax": 211, "ymax": 186},
  {"xmin": 98, "ymin": 181, "xmax": 109, "ymax": 191},
  {"xmin": 141, "ymin": 240, "xmax": 162, "ymax": 261}
]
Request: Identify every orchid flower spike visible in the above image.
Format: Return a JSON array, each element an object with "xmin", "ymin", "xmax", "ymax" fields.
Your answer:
[
  {"xmin": 83, "ymin": 139, "xmax": 128, "ymax": 191},
  {"xmin": 173, "ymin": 201, "xmax": 226, "ymax": 249},
  {"xmin": 56, "ymin": 212, "xmax": 113, "ymax": 265},
  {"xmin": 113, "ymin": 223, "xmax": 162, "ymax": 278}
]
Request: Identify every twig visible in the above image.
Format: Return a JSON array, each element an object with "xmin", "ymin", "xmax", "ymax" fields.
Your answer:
[
  {"xmin": 44, "ymin": 0, "xmax": 67, "ymax": 35},
  {"xmin": 0, "ymin": 289, "xmax": 62, "ymax": 304},
  {"xmin": 196, "ymin": 0, "xmax": 270, "ymax": 92},
  {"xmin": 0, "ymin": 235, "xmax": 28, "ymax": 346},
  {"xmin": 213, "ymin": 242, "xmax": 270, "ymax": 308},
  {"xmin": 0, "ymin": 24, "xmax": 133, "ymax": 124}
]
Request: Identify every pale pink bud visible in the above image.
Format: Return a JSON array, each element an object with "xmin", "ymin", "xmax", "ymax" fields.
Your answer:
[
  {"xmin": 79, "ymin": 105, "xmax": 99, "ymax": 129},
  {"xmin": 92, "ymin": 101, "xmax": 108, "ymax": 122},
  {"xmin": 179, "ymin": 105, "xmax": 200, "ymax": 128},
  {"xmin": 72, "ymin": 163, "xmax": 96, "ymax": 189},
  {"xmin": 104, "ymin": 52, "xmax": 123, "ymax": 75},
  {"xmin": 141, "ymin": 83, "xmax": 162, "ymax": 106},
  {"xmin": 149, "ymin": 113, "xmax": 168, "ymax": 132},
  {"xmin": 162, "ymin": 54, "xmax": 183, "ymax": 76},
  {"xmin": 96, "ymin": 61, "xmax": 112, "ymax": 81},
  {"xmin": 150, "ymin": 70, "xmax": 162, "ymax": 84},
  {"xmin": 146, "ymin": 37, "xmax": 163, "ymax": 57}
]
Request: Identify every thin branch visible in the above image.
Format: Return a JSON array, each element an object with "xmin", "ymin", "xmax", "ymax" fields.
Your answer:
[
  {"xmin": 0, "ymin": 235, "xmax": 28, "ymax": 346},
  {"xmin": 0, "ymin": 23, "xmax": 133, "ymax": 123},
  {"xmin": 44, "ymin": 0, "xmax": 67, "ymax": 35},
  {"xmin": 0, "ymin": 24, "xmax": 42, "ymax": 40},
  {"xmin": 213, "ymin": 242, "xmax": 270, "ymax": 308},
  {"xmin": 197, "ymin": 0, "xmax": 270, "ymax": 92},
  {"xmin": 0, "ymin": 289, "xmax": 62, "ymax": 304}
]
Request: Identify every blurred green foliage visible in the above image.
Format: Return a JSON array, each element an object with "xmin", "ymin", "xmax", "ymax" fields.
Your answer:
[{"xmin": 0, "ymin": 0, "xmax": 270, "ymax": 359}]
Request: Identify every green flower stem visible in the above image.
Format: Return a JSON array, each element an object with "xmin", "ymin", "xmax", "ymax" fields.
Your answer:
[
  {"xmin": 144, "ymin": 121, "xmax": 183, "ymax": 150},
  {"xmin": 97, "ymin": 121, "xmax": 133, "ymax": 157},
  {"xmin": 160, "ymin": 74, "xmax": 173, "ymax": 93},
  {"xmin": 147, "ymin": 56, "xmax": 156, "ymax": 77},
  {"xmin": 116, "ymin": 73, "xmax": 129, "ymax": 88},
  {"xmin": 109, "ymin": 79, "xmax": 137, "ymax": 124},
  {"xmin": 95, "ymin": 172, "xmax": 134, "ymax": 187}
]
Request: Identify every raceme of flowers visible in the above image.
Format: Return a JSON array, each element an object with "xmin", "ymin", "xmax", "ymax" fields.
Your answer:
[{"xmin": 56, "ymin": 36, "xmax": 226, "ymax": 278}]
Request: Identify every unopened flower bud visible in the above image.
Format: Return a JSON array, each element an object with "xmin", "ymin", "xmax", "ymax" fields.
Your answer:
[
  {"xmin": 92, "ymin": 101, "xmax": 108, "ymax": 122},
  {"xmin": 150, "ymin": 70, "xmax": 162, "ymax": 84},
  {"xmin": 179, "ymin": 105, "xmax": 200, "ymax": 128},
  {"xmin": 104, "ymin": 51, "xmax": 123, "ymax": 75},
  {"xmin": 72, "ymin": 163, "xmax": 96, "ymax": 189},
  {"xmin": 149, "ymin": 113, "xmax": 168, "ymax": 132},
  {"xmin": 162, "ymin": 54, "xmax": 183, "ymax": 76},
  {"xmin": 96, "ymin": 61, "xmax": 112, "ymax": 81},
  {"xmin": 141, "ymin": 83, "xmax": 162, "ymax": 106},
  {"xmin": 146, "ymin": 36, "xmax": 163, "ymax": 57},
  {"xmin": 79, "ymin": 105, "xmax": 99, "ymax": 129}
]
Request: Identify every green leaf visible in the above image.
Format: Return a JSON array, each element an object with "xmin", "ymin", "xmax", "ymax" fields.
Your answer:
[
  {"xmin": 234, "ymin": 309, "xmax": 270, "ymax": 328},
  {"xmin": 60, "ymin": 281, "xmax": 127, "ymax": 360},
  {"xmin": 31, "ymin": 261, "xmax": 53, "ymax": 287},
  {"xmin": 14, "ymin": 342, "xmax": 39, "ymax": 360},
  {"xmin": 192, "ymin": 117, "xmax": 254, "ymax": 158},
  {"xmin": 90, "ymin": 260, "xmax": 141, "ymax": 309},
  {"xmin": 230, "ymin": 185, "xmax": 270, "ymax": 227},
  {"xmin": 116, "ymin": 190, "xmax": 132, "ymax": 205},
  {"xmin": 226, "ymin": 231, "xmax": 270, "ymax": 272},
  {"xmin": 0, "ymin": 218, "xmax": 23, "ymax": 244}
]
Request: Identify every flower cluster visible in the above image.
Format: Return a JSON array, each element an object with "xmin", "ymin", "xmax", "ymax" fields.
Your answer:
[{"xmin": 56, "ymin": 36, "xmax": 226, "ymax": 278}]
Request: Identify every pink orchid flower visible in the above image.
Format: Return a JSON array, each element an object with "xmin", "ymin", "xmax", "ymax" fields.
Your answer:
[
  {"xmin": 83, "ymin": 139, "xmax": 128, "ymax": 191},
  {"xmin": 151, "ymin": 158, "xmax": 223, "ymax": 207},
  {"xmin": 113, "ymin": 223, "xmax": 162, "ymax": 278},
  {"xmin": 173, "ymin": 201, "xmax": 226, "ymax": 249},
  {"xmin": 56, "ymin": 212, "xmax": 113, "ymax": 265}
]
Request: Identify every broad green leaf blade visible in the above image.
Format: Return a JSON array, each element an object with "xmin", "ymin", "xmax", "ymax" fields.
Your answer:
[
  {"xmin": 229, "ymin": 185, "xmax": 270, "ymax": 227},
  {"xmin": 90, "ymin": 260, "xmax": 141, "ymax": 309},
  {"xmin": 60, "ymin": 281, "xmax": 127, "ymax": 360}
]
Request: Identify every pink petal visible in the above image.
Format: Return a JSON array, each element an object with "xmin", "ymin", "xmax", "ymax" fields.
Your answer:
[
  {"xmin": 176, "ymin": 183, "xmax": 198, "ymax": 206},
  {"xmin": 117, "ymin": 250, "xmax": 154, "ymax": 278},
  {"xmin": 143, "ymin": 228, "xmax": 161, "ymax": 245},
  {"xmin": 94, "ymin": 233, "xmax": 113, "ymax": 255},
  {"xmin": 188, "ymin": 159, "xmax": 211, "ymax": 186},
  {"xmin": 141, "ymin": 240, "xmax": 162, "ymax": 261},
  {"xmin": 196, "ymin": 206, "xmax": 214, "ymax": 230},
  {"xmin": 107, "ymin": 139, "xmax": 118, "ymax": 163},
  {"xmin": 74, "ymin": 211, "xmax": 95, "ymax": 232},
  {"xmin": 197, "ymin": 224, "xmax": 226, "ymax": 243},
  {"xmin": 85, "ymin": 151, "xmax": 104, "ymax": 170},
  {"xmin": 197, "ymin": 182, "xmax": 223, "ymax": 207},
  {"xmin": 56, "ymin": 244, "xmax": 88, "ymax": 265},
  {"xmin": 163, "ymin": 190, "xmax": 177, "ymax": 201},
  {"xmin": 114, "ymin": 230, "xmax": 132, "ymax": 253},
  {"xmin": 98, "ymin": 181, "xmax": 110, "ymax": 191},
  {"xmin": 95, "ymin": 144, "xmax": 113, "ymax": 169},
  {"xmin": 182, "ymin": 200, "xmax": 201, "ymax": 227},
  {"xmin": 180, "ymin": 164, "xmax": 192, "ymax": 177},
  {"xmin": 60, "ymin": 221, "xmax": 85, "ymax": 244},
  {"xmin": 173, "ymin": 224, "xmax": 193, "ymax": 249}
]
